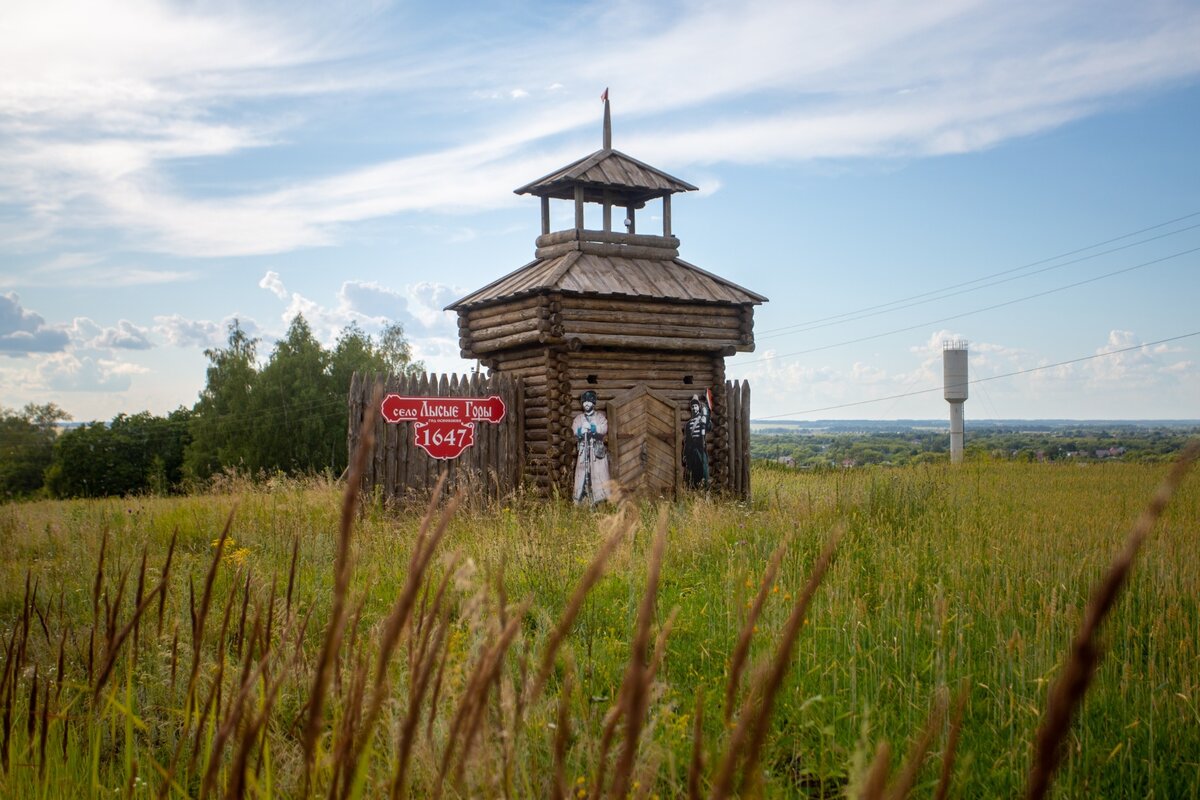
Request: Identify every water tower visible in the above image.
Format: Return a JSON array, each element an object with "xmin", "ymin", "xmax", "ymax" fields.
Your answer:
[{"xmin": 942, "ymin": 340, "xmax": 968, "ymax": 464}]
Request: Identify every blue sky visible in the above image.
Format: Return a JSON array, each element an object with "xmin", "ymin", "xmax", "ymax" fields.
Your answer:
[{"xmin": 2, "ymin": 0, "xmax": 1198, "ymax": 422}]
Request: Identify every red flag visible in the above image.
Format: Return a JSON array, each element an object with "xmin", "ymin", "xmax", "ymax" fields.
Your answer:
[
  {"xmin": 706, "ymin": 387, "xmax": 713, "ymax": 411},
  {"xmin": 601, "ymin": 87, "xmax": 608, "ymax": 102}
]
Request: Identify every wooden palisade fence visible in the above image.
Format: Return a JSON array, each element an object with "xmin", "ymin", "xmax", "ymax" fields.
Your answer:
[
  {"xmin": 348, "ymin": 371, "xmax": 524, "ymax": 505},
  {"xmin": 726, "ymin": 379, "xmax": 751, "ymax": 500},
  {"xmin": 350, "ymin": 371, "xmax": 750, "ymax": 504}
]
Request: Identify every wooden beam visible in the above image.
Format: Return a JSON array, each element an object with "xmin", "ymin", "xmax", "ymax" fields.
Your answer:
[
  {"xmin": 574, "ymin": 185, "xmax": 584, "ymax": 230},
  {"xmin": 663, "ymin": 195, "xmax": 671, "ymax": 237},
  {"xmin": 541, "ymin": 196, "xmax": 550, "ymax": 236}
]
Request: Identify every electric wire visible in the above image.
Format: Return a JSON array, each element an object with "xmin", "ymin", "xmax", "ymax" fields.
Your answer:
[
  {"xmin": 755, "ymin": 330, "xmax": 1200, "ymax": 420},
  {"xmin": 756, "ymin": 209, "xmax": 1200, "ymax": 336},
  {"xmin": 730, "ymin": 245, "xmax": 1200, "ymax": 371},
  {"xmin": 757, "ymin": 220, "xmax": 1200, "ymax": 340}
]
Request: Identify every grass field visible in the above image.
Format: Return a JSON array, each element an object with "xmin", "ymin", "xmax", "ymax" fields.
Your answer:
[{"xmin": 0, "ymin": 458, "xmax": 1196, "ymax": 798}]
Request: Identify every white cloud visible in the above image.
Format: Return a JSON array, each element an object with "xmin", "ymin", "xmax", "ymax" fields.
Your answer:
[
  {"xmin": 36, "ymin": 353, "xmax": 147, "ymax": 392},
  {"xmin": 2, "ymin": 0, "xmax": 1197, "ymax": 258},
  {"xmin": 68, "ymin": 317, "xmax": 153, "ymax": 350},
  {"xmin": 259, "ymin": 270, "xmax": 290, "ymax": 300},
  {"xmin": 153, "ymin": 313, "xmax": 260, "ymax": 349},
  {"xmin": 0, "ymin": 292, "xmax": 69, "ymax": 355}
]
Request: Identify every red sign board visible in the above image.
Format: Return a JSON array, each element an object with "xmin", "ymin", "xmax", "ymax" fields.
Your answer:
[{"xmin": 380, "ymin": 394, "xmax": 507, "ymax": 460}]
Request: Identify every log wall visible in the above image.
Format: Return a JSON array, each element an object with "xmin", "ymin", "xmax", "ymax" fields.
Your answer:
[
  {"xmin": 453, "ymin": 293, "xmax": 755, "ymax": 500},
  {"xmin": 348, "ymin": 371, "xmax": 524, "ymax": 505}
]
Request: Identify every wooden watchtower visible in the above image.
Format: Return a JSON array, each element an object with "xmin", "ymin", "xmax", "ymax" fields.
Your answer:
[{"xmin": 447, "ymin": 98, "xmax": 766, "ymax": 499}]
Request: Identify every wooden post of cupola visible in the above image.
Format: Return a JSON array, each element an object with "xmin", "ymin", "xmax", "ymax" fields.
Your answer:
[
  {"xmin": 574, "ymin": 185, "xmax": 584, "ymax": 230},
  {"xmin": 663, "ymin": 195, "xmax": 672, "ymax": 236}
]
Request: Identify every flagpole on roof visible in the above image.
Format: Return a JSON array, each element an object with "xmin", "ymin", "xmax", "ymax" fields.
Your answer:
[{"xmin": 602, "ymin": 87, "xmax": 611, "ymax": 150}]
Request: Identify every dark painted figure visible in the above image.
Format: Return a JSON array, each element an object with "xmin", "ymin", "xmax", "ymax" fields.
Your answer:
[{"xmin": 683, "ymin": 394, "xmax": 712, "ymax": 488}]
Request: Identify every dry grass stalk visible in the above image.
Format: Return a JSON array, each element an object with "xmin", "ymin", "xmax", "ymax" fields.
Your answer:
[
  {"xmin": 590, "ymin": 702, "xmax": 619, "ymax": 797},
  {"xmin": 285, "ymin": 535, "xmax": 299, "ymax": 616},
  {"xmin": 550, "ymin": 662, "xmax": 575, "ymax": 800},
  {"xmin": 26, "ymin": 665, "xmax": 37, "ymax": 741},
  {"xmin": 207, "ymin": 566, "xmax": 244, "ymax": 733},
  {"xmin": 711, "ymin": 524, "xmax": 844, "ymax": 799},
  {"xmin": 934, "ymin": 679, "xmax": 970, "ymax": 800},
  {"xmin": 369, "ymin": 476, "xmax": 453, "ymax": 700},
  {"xmin": 885, "ymin": 687, "xmax": 948, "ymax": 800},
  {"xmin": 859, "ymin": 741, "xmax": 892, "ymax": 800},
  {"xmin": 609, "ymin": 509, "xmax": 670, "ymax": 800},
  {"xmin": 38, "ymin": 681, "xmax": 49, "ymax": 782},
  {"xmin": 223, "ymin": 628, "xmax": 300, "ymax": 800},
  {"xmin": 726, "ymin": 540, "xmax": 787, "ymax": 723},
  {"xmin": 688, "ymin": 687, "xmax": 706, "ymax": 800},
  {"xmin": 105, "ymin": 565, "xmax": 130, "ymax": 659},
  {"xmin": 54, "ymin": 629, "xmax": 66, "ymax": 703},
  {"xmin": 157, "ymin": 517, "xmax": 233, "ymax": 800},
  {"xmin": 1025, "ymin": 439, "xmax": 1199, "ymax": 800},
  {"xmin": 263, "ymin": 579, "xmax": 277, "ymax": 668},
  {"xmin": 234, "ymin": 570, "xmax": 252, "ymax": 662},
  {"xmin": 301, "ymin": 394, "xmax": 377, "ymax": 774},
  {"xmin": 527, "ymin": 509, "xmax": 634, "ymax": 704},
  {"xmin": 188, "ymin": 514, "xmax": 234, "ymax": 708},
  {"xmin": 92, "ymin": 530, "xmax": 108, "ymax": 625},
  {"xmin": 329, "ymin": 651, "xmax": 370, "ymax": 800},
  {"xmin": 158, "ymin": 528, "xmax": 177, "ymax": 636},
  {"xmin": 133, "ymin": 546, "xmax": 148, "ymax": 662},
  {"xmin": 392, "ymin": 614, "xmax": 451, "ymax": 800},
  {"xmin": 33, "ymin": 595, "xmax": 51, "ymax": 646},
  {"xmin": 442, "ymin": 601, "xmax": 530, "ymax": 796},
  {"xmin": 92, "ymin": 581, "xmax": 166, "ymax": 702},
  {"xmin": 199, "ymin": 643, "xmax": 274, "ymax": 800},
  {"xmin": 169, "ymin": 624, "xmax": 179, "ymax": 691}
]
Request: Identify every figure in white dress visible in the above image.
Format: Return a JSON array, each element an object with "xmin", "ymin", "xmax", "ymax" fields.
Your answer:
[{"xmin": 572, "ymin": 390, "xmax": 612, "ymax": 504}]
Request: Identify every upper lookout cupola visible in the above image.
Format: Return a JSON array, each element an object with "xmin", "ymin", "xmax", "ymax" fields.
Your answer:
[{"xmin": 513, "ymin": 90, "xmax": 698, "ymax": 240}]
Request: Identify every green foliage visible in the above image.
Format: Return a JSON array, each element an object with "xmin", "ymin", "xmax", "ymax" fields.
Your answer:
[
  {"xmin": 184, "ymin": 315, "xmax": 422, "ymax": 483},
  {"xmin": 754, "ymin": 423, "xmax": 1199, "ymax": 468},
  {"xmin": 44, "ymin": 408, "xmax": 192, "ymax": 498},
  {"xmin": 0, "ymin": 402, "xmax": 69, "ymax": 498},
  {"xmin": 184, "ymin": 318, "xmax": 259, "ymax": 479}
]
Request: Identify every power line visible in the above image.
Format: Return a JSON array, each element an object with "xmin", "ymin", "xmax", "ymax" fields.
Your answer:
[
  {"xmin": 757, "ymin": 220, "xmax": 1200, "ymax": 340},
  {"xmin": 731, "ymin": 245, "xmax": 1200, "ymax": 370},
  {"xmin": 755, "ymin": 331, "xmax": 1200, "ymax": 420},
  {"xmin": 756, "ymin": 209, "xmax": 1200, "ymax": 336}
]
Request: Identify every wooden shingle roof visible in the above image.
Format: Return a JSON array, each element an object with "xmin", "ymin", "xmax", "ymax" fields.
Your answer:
[
  {"xmin": 447, "ymin": 251, "xmax": 766, "ymax": 311},
  {"xmin": 514, "ymin": 148, "xmax": 697, "ymax": 206}
]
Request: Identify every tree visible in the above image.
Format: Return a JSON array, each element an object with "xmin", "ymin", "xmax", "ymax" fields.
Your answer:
[
  {"xmin": 378, "ymin": 322, "xmax": 423, "ymax": 377},
  {"xmin": 45, "ymin": 410, "xmax": 192, "ymax": 498},
  {"xmin": 184, "ymin": 315, "xmax": 422, "ymax": 481},
  {"xmin": 249, "ymin": 314, "xmax": 335, "ymax": 473},
  {"xmin": 184, "ymin": 320, "xmax": 259, "ymax": 480},
  {"xmin": 327, "ymin": 321, "xmax": 425, "ymax": 474},
  {"xmin": 0, "ymin": 403, "xmax": 70, "ymax": 498}
]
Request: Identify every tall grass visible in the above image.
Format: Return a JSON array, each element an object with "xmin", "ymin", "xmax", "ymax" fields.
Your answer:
[{"xmin": 0, "ymin": 449, "xmax": 1195, "ymax": 797}]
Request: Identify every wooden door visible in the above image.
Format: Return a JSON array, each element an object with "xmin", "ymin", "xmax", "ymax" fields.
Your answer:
[{"xmin": 608, "ymin": 385, "xmax": 681, "ymax": 500}]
